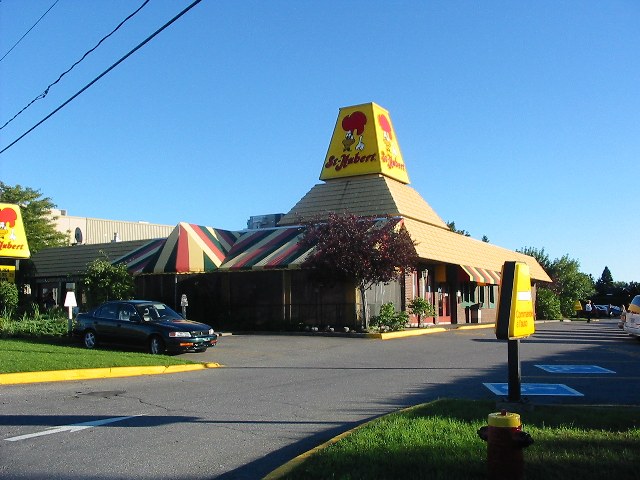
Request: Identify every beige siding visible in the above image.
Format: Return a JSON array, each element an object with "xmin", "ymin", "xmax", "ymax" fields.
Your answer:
[{"xmin": 50, "ymin": 210, "xmax": 173, "ymax": 245}]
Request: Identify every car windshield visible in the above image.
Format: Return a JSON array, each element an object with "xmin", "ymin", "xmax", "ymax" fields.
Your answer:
[{"xmin": 135, "ymin": 303, "xmax": 182, "ymax": 321}]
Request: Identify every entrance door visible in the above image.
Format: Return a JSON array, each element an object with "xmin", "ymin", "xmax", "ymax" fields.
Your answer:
[{"xmin": 437, "ymin": 284, "xmax": 451, "ymax": 324}]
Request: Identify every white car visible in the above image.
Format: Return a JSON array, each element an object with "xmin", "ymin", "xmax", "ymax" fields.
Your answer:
[{"xmin": 623, "ymin": 295, "xmax": 640, "ymax": 337}]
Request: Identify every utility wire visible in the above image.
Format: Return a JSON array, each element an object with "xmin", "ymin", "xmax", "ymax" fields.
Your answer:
[
  {"xmin": 0, "ymin": 0, "xmax": 151, "ymax": 131},
  {"xmin": 0, "ymin": 0, "xmax": 203, "ymax": 156},
  {"xmin": 0, "ymin": 0, "xmax": 60, "ymax": 63}
]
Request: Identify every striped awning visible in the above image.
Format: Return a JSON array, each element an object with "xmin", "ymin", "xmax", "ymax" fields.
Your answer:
[
  {"xmin": 219, "ymin": 217, "xmax": 404, "ymax": 271},
  {"xmin": 143, "ymin": 223, "xmax": 243, "ymax": 273},
  {"xmin": 460, "ymin": 265, "xmax": 501, "ymax": 285},
  {"xmin": 219, "ymin": 226, "xmax": 312, "ymax": 271},
  {"xmin": 114, "ymin": 238, "xmax": 166, "ymax": 274}
]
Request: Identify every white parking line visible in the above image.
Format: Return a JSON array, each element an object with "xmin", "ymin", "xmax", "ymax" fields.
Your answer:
[{"xmin": 4, "ymin": 415, "xmax": 145, "ymax": 442}]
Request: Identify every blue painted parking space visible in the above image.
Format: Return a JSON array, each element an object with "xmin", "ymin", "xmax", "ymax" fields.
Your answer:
[
  {"xmin": 483, "ymin": 383, "xmax": 584, "ymax": 396},
  {"xmin": 535, "ymin": 365, "xmax": 615, "ymax": 374}
]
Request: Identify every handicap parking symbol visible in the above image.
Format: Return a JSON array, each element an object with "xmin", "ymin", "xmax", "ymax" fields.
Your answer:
[
  {"xmin": 483, "ymin": 383, "xmax": 584, "ymax": 396},
  {"xmin": 535, "ymin": 365, "xmax": 615, "ymax": 374}
]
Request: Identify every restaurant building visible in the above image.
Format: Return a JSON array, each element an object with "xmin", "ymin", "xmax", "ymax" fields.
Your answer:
[{"xmin": 28, "ymin": 102, "xmax": 550, "ymax": 329}]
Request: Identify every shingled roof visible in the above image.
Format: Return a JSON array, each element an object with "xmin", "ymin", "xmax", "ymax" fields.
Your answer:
[
  {"xmin": 279, "ymin": 174, "xmax": 449, "ymax": 229},
  {"xmin": 29, "ymin": 239, "xmax": 155, "ymax": 278}
]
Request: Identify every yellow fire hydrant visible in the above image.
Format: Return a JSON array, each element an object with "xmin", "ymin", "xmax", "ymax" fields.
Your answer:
[{"xmin": 477, "ymin": 410, "xmax": 533, "ymax": 480}]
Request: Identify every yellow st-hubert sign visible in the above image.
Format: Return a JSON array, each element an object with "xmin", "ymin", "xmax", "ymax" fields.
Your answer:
[
  {"xmin": 0, "ymin": 203, "xmax": 31, "ymax": 259},
  {"xmin": 320, "ymin": 102, "xmax": 410, "ymax": 184}
]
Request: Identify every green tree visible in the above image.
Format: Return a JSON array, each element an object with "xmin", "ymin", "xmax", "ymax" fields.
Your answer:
[
  {"xmin": 446, "ymin": 221, "xmax": 470, "ymax": 237},
  {"xmin": 548, "ymin": 255, "xmax": 594, "ymax": 316},
  {"xmin": 535, "ymin": 287, "xmax": 562, "ymax": 320},
  {"xmin": 518, "ymin": 246, "xmax": 552, "ymax": 272},
  {"xmin": 0, "ymin": 183, "xmax": 67, "ymax": 253},
  {"xmin": 518, "ymin": 247, "xmax": 593, "ymax": 317},
  {"xmin": 0, "ymin": 281, "xmax": 19, "ymax": 317},
  {"xmin": 595, "ymin": 266, "xmax": 614, "ymax": 294},
  {"xmin": 83, "ymin": 256, "xmax": 134, "ymax": 307},
  {"xmin": 299, "ymin": 214, "xmax": 418, "ymax": 329},
  {"xmin": 408, "ymin": 297, "xmax": 437, "ymax": 327}
]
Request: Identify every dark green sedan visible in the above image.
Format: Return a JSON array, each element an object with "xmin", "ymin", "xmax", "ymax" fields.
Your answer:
[{"xmin": 74, "ymin": 300, "xmax": 217, "ymax": 354}]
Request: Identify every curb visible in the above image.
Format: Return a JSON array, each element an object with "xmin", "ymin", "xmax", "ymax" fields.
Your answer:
[
  {"xmin": 262, "ymin": 402, "xmax": 432, "ymax": 480},
  {"xmin": 367, "ymin": 322, "xmax": 495, "ymax": 340},
  {"xmin": 0, "ymin": 362, "xmax": 222, "ymax": 385}
]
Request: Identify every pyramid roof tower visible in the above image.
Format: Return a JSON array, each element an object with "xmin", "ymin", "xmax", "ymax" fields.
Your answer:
[{"xmin": 279, "ymin": 102, "xmax": 550, "ymax": 282}]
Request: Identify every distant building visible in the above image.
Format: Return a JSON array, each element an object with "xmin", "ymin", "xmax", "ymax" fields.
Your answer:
[{"xmin": 49, "ymin": 209, "xmax": 174, "ymax": 245}]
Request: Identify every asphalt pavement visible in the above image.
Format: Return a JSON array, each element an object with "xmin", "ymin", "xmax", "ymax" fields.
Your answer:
[{"xmin": 1, "ymin": 319, "xmax": 637, "ymax": 480}]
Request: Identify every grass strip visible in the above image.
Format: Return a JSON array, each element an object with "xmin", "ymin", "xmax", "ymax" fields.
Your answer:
[
  {"xmin": 0, "ymin": 338, "xmax": 195, "ymax": 373},
  {"xmin": 279, "ymin": 398, "xmax": 640, "ymax": 480}
]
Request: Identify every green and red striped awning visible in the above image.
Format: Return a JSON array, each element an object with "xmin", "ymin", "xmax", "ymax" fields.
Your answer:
[
  {"xmin": 114, "ymin": 238, "xmax": 166, "ymax": 274},
  {"xmin": 218, "ymin": 217, "xmax": 404, "ymax": 271},
  {"xmin": 143, "ymin": 223, "xmax": 243, "ymax": 274},
  {"xmin": 460, "ymin": 265, "xmax": 501, "ymax": 285},
  {"xmin": 219, "ymin": 226, "xmax": 312, "ymax": 270}
]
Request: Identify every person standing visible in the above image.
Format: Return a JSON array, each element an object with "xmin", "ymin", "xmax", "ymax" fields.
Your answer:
[{"xmin": 585, "ymin": 299, "xmax": 593, "ymax": 323}]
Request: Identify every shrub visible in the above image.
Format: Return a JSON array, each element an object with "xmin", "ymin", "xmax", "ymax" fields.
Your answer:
[
  {"xmin": 0, "ymin": 281, "xmax": 19, "ymax": 317},
  {"xmin": 370, "ymin": 302, "xmax": 409, "ymax": 332},
  {"xmin": 0, "ymin": 307, "xmax": 70, "ymax": 338},
  {"xmin": 84, "ymin": 257, "xmax": 134, "ymax": 308},
  {"xmin": 536, "ymin": 287, "xmax": 562, "ymax": 320},
  {"xmin": 408, "ymin": 297, "xmax": 437, "ymax": 327}
]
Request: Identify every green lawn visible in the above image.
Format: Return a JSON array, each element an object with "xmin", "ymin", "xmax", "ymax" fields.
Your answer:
[
  {"xmin": 278, "ymin": 398, "xmax": 640, "ymax": 480},
  {"xmin": 0, "ymin": 338, "xmax": 195, "ymax": 374}
]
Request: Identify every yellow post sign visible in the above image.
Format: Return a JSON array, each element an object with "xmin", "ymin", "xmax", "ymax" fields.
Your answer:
[
  {"xmin": 495, "ymin": 261, "xmax": 535, "ymax": 340},
  {"xmin": 573, "ymin": 300, "xmax": 582, "ymax": 311},
  {"xmin": 0, "ymin": 203, "xmax": 31, "ymax": 259},
  {"xmin": 320, "ymin": 102, "xmax": 410, "ymax": 184},
  {"xmin": 0, "ymin": 265, "xmax": 16, "ymax": 283}
]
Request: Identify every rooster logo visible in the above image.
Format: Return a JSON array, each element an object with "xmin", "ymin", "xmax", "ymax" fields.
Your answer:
[
  {"xmin": 0, "ymin": 207, "xmax": 18, "ymax": 241},
  {"xmin": 378, "ymin": 114, "xmax": 398, "ymax": 156},
  {"xmin": 341, "ymin": 111, "xmax": 367, "ymax": 151}
]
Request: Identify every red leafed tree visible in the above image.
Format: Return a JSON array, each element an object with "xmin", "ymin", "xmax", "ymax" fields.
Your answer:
[{"xmin": 299, "ymin": 213, "xmax": 418, "ymax": 329}]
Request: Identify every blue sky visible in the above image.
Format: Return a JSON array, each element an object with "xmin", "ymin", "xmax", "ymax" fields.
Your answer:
[{"xmin": 1, "ymin": 1, "xmax": 638, "ymax": 282}]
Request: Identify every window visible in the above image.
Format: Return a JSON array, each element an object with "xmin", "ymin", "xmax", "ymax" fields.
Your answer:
[
  {"xmin": 118, "ymin": 305, "xmax": 136, "ymax": 321},
  {"xmin": 98, "ymin": 304, "xmax": 118, "ymax": 320}
]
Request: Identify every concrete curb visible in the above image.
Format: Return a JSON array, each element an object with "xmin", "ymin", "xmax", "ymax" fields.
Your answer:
[
  {"xmin": 368, "ymin": 322, "xmax": 495, "ymax": 340},
  {"xmin": 0, "ymin": 362, "xmax": 222, "ymax": 385}
]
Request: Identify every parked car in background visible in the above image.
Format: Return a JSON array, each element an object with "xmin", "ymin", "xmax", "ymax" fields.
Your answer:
[
  {"xmin": 594, "ymin": 305, "xmax": 609, "ymax": 318},
  {"xmin": 609, "ymin": 305, "xmax": 622, "ymax": 317},
  {"xmin": 623, "ymin": 296, "xmax": 640, "ymax": 338},
  {"xmin": 73, "ymin": 300, "xmax": 217, "ymax": 354}
]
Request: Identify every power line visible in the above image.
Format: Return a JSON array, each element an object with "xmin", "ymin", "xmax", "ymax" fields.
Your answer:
[
  {"xmin": 0, "ymin": 0, "xmax": 151, "ymax": 131},
  {"xmin": 0, "ymin": 0, "xmax": 204, "ymax": 156},
  {"xmin": 0, "ymin": 0, "xmax": 60, "ymax": 63}
]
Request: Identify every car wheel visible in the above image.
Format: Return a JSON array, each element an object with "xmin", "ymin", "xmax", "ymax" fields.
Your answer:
[
  {"xmin": 149, "ymin": 335, "xmax": 165, "ymax": 355},
  {"xmin": 83, "ymin": 330, "xmax": 97, "ymax": 349}
]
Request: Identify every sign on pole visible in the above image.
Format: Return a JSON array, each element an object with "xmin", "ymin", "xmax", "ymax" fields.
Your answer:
[
  {"xmin": 64, "ymin": 291, "xmax": 77, "ymax": 334},
  {"xmin": 180, "ymin": 294, "xmax": 188, "ymax": 318},
  {"xmin": 495, "ymin": 261, "xmax": 535, "ymax": 403}
]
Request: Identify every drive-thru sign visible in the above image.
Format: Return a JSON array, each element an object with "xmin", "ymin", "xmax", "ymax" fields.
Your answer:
[
  {"xmin": 495, "ymin": 261, "xmax": 535, "ymax": 402},
  {"xmin": 495, "ymin": 261, "xmax": 535, "ymax": 340}
]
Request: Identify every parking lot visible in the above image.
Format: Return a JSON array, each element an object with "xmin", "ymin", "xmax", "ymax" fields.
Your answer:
[{"xmin": 1, "ymin": 319, "xmax": 638, "ymax": 479}]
